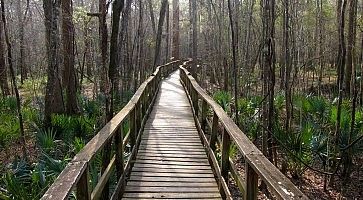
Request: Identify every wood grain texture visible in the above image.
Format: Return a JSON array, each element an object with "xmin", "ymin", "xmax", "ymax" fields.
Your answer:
[{"xmin": 123, "ymin": 71, "xmax": 221, "ymax": 199}]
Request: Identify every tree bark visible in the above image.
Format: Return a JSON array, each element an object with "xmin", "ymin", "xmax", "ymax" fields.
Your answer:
[
  {"xmin": 62, "ymin": 0, "xmax": 80, "ymax": 115},
  {"xmin": 1, "ymin": 0, "xmax": 27, "ymax": 160},
  {"xmin": 0, "ymin": 5, "xmax": 9, "ymax": 96},
  {"xmin": 153, "ymin": 0, "xmax": 168, "ymax": 68},
  {"xmin": 108, "ymin": 0, "xmax": 124, "ymax": 120},
  {"xmin": 172, "ymin": 0, "xmax": 180, "ymax": 59},
  {"xmin": 344, "ymin": 0, "xmax": 357, "ymax": 97},
  {"xmin": 43, "ymin": 0, "xmax": 64, "ymax": 125}
]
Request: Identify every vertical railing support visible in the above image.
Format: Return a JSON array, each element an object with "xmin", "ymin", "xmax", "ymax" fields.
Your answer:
[
  {"xmin": 115, "ymin": 127, "xmax": 124, "ymax": 178},
  {"xmin": 77, "ymin": 165, "xmax": 90, "ymax": 200},
  {"xmin": 245, "ymin": 163, "xmax": 258, "ymax": 200},
  {"xmin": 129, "ymin": 108, "xmax": 136, "ymax": 150},
  {"xmin": 221, "ymin": 128, "xmax": 231, "ymax": 181},
  {"xmin": 101, "ymin": 140, "xmax": 111, "ymax": 199},
  {"xmin": 201, "ymin": 100, "xmax": 208, "ymax": 132},
  {"xmin": 210, "ymin": 112, "xmax": 218, "ymax": 151}
]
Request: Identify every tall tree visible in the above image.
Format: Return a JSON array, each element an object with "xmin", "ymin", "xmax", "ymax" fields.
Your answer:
[
  {"xmin": 99, "ymin": 0, "xmax": 108, "ymax": 93},
  {"xmin": 16, "ymin": 0, "xmax": 30, "ymax": 84},
  {"xmin": 191, "ymin": 0, "xmax": 198, "ymax": 77},
  {"xmin": 0, "ymin": 5, "xmax": 9, "ymax": 96},
  {"xmin": 108, "ymin": 0, "xmax": 124, "ymax": 119},
  {"xmin": 261, "ymin": 0, "xmax": 276, "ymax": 163},
  {"xmin": 227, "ymin": 0, "xmax": 238, "ymax": 125},
  {"xmin": 332, "ymin": 0, "xmax": 347, "ymax": 185},
  {"xmin": 344, "ymin": 0, "xmax": 358, "ymax": 96},
  {"xmin": 172, "ymin": 0, "xmax": 180, "ymax": 59},
  {"xmin": 153, "ymin": 0, "xmax": 168, "ymax": 68},
  {"xmin": 1, "ymin": 0, "xmax": 27, "ymax": 160},
  {"xmin": 43, "ymin": 0, "xmax": 64, "ymax": 125},
  {"xmin": 62, "ymin": 0, "xmax": 79, "ymax": 115}
]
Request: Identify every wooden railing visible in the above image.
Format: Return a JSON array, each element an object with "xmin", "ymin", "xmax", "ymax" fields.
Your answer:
[
  {"xmin": 180, "ymin": 62, "xmax": 308, "ymax": 200},
  {"xmin": 41, "ymin": 60, "xmax": 180, "ymax": 200}
]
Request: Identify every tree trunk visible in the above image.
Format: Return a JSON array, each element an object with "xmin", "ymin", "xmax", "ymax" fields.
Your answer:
[
  {"xmin": 1, "ymin": 0, "xmax": 27, "ymax": 160},
  {"xmin": 0, "ymin": 5, "xmax": 9, "ymax": 96},
  {"xmin": 172, "ymin": 0, "xmax": 180, "ymax": 59},
  {"xmin": 344, "ymin": 0, "xmax": 357, "ymax": 97},
  {"xmin": 261, "ymin": 0, "xmax": 275, "ymax": 163},
  {"xmin": 43, "ymin": 0, "xmax": 64, "ymax": 125},
  {"xmin": 147, "ymin": 0, "xmax": 156, "ymax": 36},
  {"xmin": 62, "ymin": 0, "xmax": 79, "ymax": 115},
  {"xmin": 99, "ymin": 0, "xmax": 108, "ymax": 93},
  {"xmin": 153, "ymin": 0, "xmax": 168, "ymax": 68},
  {"xmin": 227, "ymin": 0, "xmax": 238, "ymax": 125},
  {"xmin": 108, "ymin": 0, "xmax": 124, "ymax": 119},
  {"xmin": 191, "ymin": 0, "xmax": 198, "ymax": 77},
  {"xmin": 332, "ymin": 0, "xmax": 347, "ymax": 185}
]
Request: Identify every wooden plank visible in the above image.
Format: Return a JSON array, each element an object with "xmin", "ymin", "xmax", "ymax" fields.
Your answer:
[
  {"xmin": 126, "ymin": 181, "xmax": 218, "ymax": 187},
  {"xmin": 246, "ymin": 154, "xmax": 308, "ymax": 199},
  {"xmin": 131, "ymin": 167, "xmax": 213, "ymax": 174},
  {"xmin": 137, "ymin": 149, "xmax": 206, "ymax": 154},
  {"xmin": 130, "ymin": 172, "xmax": 215, "ymax": 178},
  {"xmin": 122, "ymin": 192, "xmax": 221, "ymax": 199},
  {"xmin": 123, "ymin": 198, "xmax": 221, "ymax": 200},
  {"xmin": 133, "ymin": 160, "xmax": 210, "ymax": 166},
  {"xmin": 133, "ymin": 163, "xmax": 212, "ymax": 170},
  {"xmin": 41, "ymin": 161, "xmax": 87, "ymax": 200},
  {"xmin": 129, "ymin": 176, "xmax": 218, "ymax": 183},
  {"xmin": 136, "ymin": 156, "xmax": 208, "ymax": 163},
  {"xmin": 125, "ymin": 186, "xmax": 219, "ymax": 193},
  {"xmin": 137, "ymin": 153, "xmax": 207, "ymax": 158}
]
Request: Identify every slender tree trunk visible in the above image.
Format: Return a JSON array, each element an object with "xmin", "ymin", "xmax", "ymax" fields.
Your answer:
[
  {"xmin": 0, "ymin": 5, "xmax": 9, "ymax": 96},
  {"xmin": 99, "ymin": 0, "xmax": 108, "ymax": 93},
  {"xmin": 16, "ymin": 0, "xmax": 30, "ymax": 84},
  {"xmin": 191, "ymin": 0, "xmax": 198, "ymax": 77},
  {"xmin": 261, "ymin": 0, "xmax": 275, "ymax": 163},
  {"xmin": 147, "ymin": 0, "xmax": 156, "ymax": 36},
  {"xmin": 332, "ymin": 0, "xmax": 347, "ymax": 185},
  {"xmin": 172, "ymin": 0, "xmax": 180, "ymax": 59},
  {"xmin": 1, "ymin": 0, "xmax": 27, "ymax": 160},
  {"xmin": 344, "ymin": 0, "xmax": 357, "ymax": 97},
  {"xmin": 153, "ymin": 0, "xmax": 168, "ymax": 69},
  {"xmin": 108, "ymin": 0, "xmax": 124, "ymax": 120},
  {"xmin": 227, "ymin": 0, "xmax": 238, "ymax": 125}
]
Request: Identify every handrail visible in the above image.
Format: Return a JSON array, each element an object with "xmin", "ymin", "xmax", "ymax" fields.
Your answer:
[
  {"xmin": 41, "ymin": 60, "xmax": 181, "ymax": 200},
  {"xmin": 179, "ymin": 63, "xmax": 308, "ymax": 200}
]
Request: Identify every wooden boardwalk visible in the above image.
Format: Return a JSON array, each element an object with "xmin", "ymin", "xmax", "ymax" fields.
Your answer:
[{"xmin": 122, "ymin": 71, "xmax": 222, "ymax": 199}]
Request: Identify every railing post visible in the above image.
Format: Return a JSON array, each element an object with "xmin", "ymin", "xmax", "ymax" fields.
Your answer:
[
  {"xmin": 192, "ymin": 89, "xmax": 199, "ymax": 116},
  {"xmin": 245, "ymin": 163, "xmax": 258, "ymax": 200},
  {"xmin": 201, "ymin": 100, "xmax": 208, "ymax": 132},
  {"xmin": 130, "ymin": 108, "xmax": 136, "ymax": 150},
  {"xmin": 210, "ymin": 111, "xmax": 218, "ymax": 151},
  {"xmin": 101, "ymin": 140, "xmax": 111, "ymax": 199},
  {"xmin": 221, "ymin": 128, "xmax": 230, "ymax": 181},
  {"xmin": 136, "ymin": 101, "xmax": 141, "ymax": 135},
  {"xmin": 77, "ymin": 165, "xmax": 90, "ymax": 200},
  {"xmin": 115, "ymin": 127, "xmax": 124, "ymax": 179}
]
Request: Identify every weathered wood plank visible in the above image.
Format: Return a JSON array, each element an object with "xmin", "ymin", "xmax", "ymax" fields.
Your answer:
[
  {"xmin": 133, "ymin": 163, "xmax": 212, "ymax": 170},
  {"xmin": 41, "ymin": 161, "xmax": 87, "ymax": 200},
  {"xmin": 125, "ymin": 186, "xmax": 219, "ymax": 193},
  {"xmin": 122, "ymin": 192, "xmax": 222, "ymax": 199},
  {"xmin": 126, "ymin": 181, "xmax": 218, "ymax": 187}
]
